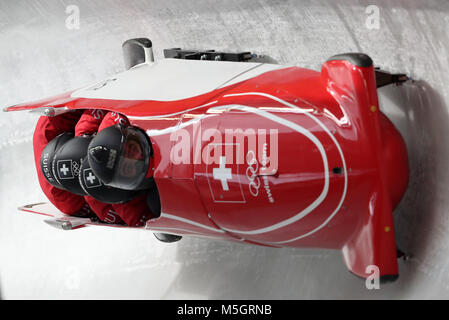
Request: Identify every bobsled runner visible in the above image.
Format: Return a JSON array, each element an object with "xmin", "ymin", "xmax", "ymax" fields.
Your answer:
[{"xmin": 5, "ymin": 38, "xmax": 410, "ymax": 282}]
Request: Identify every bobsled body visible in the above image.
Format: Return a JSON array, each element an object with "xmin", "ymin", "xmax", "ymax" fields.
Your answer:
[{"xmin": 6, "ymin": 47, "xmax": 409, "ymax": 281}]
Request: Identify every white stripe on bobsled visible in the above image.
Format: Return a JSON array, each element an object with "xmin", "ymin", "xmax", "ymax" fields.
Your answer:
[{"xmin": 219, "ymin": 92, "xmax": 348, "ymax": 242}]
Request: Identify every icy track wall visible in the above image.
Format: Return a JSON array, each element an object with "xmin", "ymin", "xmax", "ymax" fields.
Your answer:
[{"xmin": 1, "ymin": 0, "xmax": 449, "ymax": 299}]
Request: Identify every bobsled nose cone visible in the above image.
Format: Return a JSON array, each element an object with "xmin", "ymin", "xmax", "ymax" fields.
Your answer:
[{"xmin": 89, "ymin": 146, "xmax": 110, "ymax": 165}]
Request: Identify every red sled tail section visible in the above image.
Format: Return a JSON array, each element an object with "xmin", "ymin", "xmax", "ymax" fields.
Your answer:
[{"xmin": 321, "ymin": 53, "xmax": 408, "ymax": 281}]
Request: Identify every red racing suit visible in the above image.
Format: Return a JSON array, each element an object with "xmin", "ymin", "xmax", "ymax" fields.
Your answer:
[{"xmin": 33, "ymin": 109, "xmax": 154, "ymax": 226}]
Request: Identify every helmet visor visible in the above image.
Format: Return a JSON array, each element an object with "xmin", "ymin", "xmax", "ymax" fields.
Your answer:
[{"xmin": 110, "ymin": 127, "xmax": 150, "ymax": 190}]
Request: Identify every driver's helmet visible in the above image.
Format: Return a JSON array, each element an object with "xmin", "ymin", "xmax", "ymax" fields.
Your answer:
[
  {"xmin": 41, "ymin": 133, "xmax": 92, "ymax": 196},
  {"xmin": 40, "ymin": 132, "xmax": 75, "ymax": 191},
  {"xmin": 87, "ymin": 124, "xmax": 153, "ymax": 191}
]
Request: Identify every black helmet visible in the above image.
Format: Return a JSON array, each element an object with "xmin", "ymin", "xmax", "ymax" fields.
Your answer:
[
  {"xmin": 87, "ymin": 125, "xmax": 153, "ymax": 190},
  {"xmin": 52, "ymin": 136, "xmax": 93, "ymax": 196},
  {"xmin": 41, "ymin": 132, "xmax": 74, "ymax": 190},
  {"xmin": 78, "ymin": 156, "xmax": 138, "ymax": 204}
]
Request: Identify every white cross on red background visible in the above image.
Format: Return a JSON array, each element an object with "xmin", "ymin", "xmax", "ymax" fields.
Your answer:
[{"xmin": 213, "ymin": 156, "xmax": 233, "ymax": 191}]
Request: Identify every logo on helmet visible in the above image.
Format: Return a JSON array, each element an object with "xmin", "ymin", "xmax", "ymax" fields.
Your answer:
[
  {"xmin": 57, "ymin": 160, "xmax": 74, "ymax": 179},
  {"xmin": 106, "ymin": 149, "xmax": 117, "ymax": 169},
  {"xmin": 42, "ymin": 153, "xmax": 55, "ymax": 183},
  {"xmin": 83, "ymin": 168, "xmax": 102, "ymax": 188},
  {"xmin": 56, "ymin": 160, "xmax": 82, "ymax": 180}
]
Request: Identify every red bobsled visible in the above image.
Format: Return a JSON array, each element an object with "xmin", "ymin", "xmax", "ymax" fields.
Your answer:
[{"xmin": 4, "ymin": 38, "xmax": 409, "ymax": 282}]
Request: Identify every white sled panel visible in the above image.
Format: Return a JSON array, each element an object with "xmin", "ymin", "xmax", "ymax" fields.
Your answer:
[{"xmin": 71, "ymin": 58, "xmax": 283, "ymax": 102}]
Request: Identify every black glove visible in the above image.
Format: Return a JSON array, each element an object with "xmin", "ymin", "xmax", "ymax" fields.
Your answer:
[{"xmin": 146, "ymin": 185, "xmax": 161, "ymax": 218}]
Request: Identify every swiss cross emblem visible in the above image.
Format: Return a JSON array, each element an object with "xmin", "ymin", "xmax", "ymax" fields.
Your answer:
[
  {"xmin": 213, "ymin": 156, "xmax": 233, "ymax": 191},
  {"xmin": 205, "ymin": 143, "xmax": 245, "ymax": 203},
  {"xmin": 57, "ymin": 160, "xmax": 74, "ymax": 179},
  {"xmin": 83, "ymin": 168, "xmax": 102, "ymax": 188}
]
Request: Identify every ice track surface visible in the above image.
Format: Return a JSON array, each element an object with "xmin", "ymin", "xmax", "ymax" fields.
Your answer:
[{"xmin": 1, "ymin": 0, "xmax": 449, "ymax": 299}]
